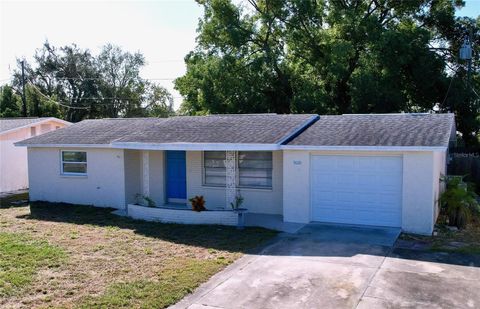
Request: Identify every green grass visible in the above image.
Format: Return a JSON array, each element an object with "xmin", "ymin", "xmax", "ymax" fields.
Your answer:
[
  {"xmin": 80, "ymin": 258, "xmax": 229, "ymax": 309},
  {"xmin": 0, "ymin": 200, "xmax": 277, "ymax": 308},
  {"xmin": 430, "ymin": 244, "xmax": 480, "ymax": 255},
  {"xmin": 0, "ymin": 232, "xmax": 66, "ymax": 297}
]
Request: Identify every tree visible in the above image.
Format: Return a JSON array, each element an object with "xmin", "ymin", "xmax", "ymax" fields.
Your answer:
[
  {"xmin": 440, "ymin": 16, "xmax": 480, "ymax": 146},
  {"xmin": 0, "ymin": 85, "xmax": 21, "ymax": 117},
  {"xmin": 144, "ymin": 84, "xmax": 174, "ymax": 117},
  {"xmin": 13, "ymin": 42, "xmax": 99, "ymax": 122},
  {"xmin": 96, "ymin": 44, "xmax": 147, "ymax": 118},
  {"xmin": 25, "ymin": 84, "xmax": 62, "ymax": 118},
  {"xmin": 9, "ymin": 41, "xmax": 174, "ymax": 121},
  {"xmin": 176, "ymin": 0, "xmax": 478, "ymax": 144}
]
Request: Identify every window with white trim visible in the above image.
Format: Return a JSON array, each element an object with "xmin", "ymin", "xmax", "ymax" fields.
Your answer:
[
  {"xmin": 61, "ymin": 151, "xmax": 87, "ymax": 175},
  {"xmin": 203, "ymin": 151, "xmax": 226, "ymax": 186},
  {"xmin": 238, "ymin": 151, "xmax": 272, "ymax": 188},
  {"xmin": 203, "ymin": 151, "xmax": 272, "ymax": 189}
]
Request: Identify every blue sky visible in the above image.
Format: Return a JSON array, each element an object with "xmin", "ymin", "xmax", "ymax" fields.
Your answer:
[
  {"xmin": 1, "ymin": 0, "xmax": 479, "ymax": 109},
  {"xmin": 456, "ymin": 0, "xmax": 480, "ymax": 17}
]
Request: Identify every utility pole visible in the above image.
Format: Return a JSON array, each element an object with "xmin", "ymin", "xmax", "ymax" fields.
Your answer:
[
  {"xmin": 467, "ymin": 28, "xmax": 473, "ymax": 89},
  {"xmin": 20, "ymin": 60, "xmax": 27, "ymax": 117}
]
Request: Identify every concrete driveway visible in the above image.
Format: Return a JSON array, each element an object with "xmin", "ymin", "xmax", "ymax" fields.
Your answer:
[{"xmin": 172, "ymin": 224, "xmax": 480, "ymax": 309}]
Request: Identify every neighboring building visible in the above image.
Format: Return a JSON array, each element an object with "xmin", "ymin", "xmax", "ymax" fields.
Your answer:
[
  {"xmin": 0, "ymin": 117, "xmax": 71, "ymax": 193},
  {"xmin": 16, "ymin": 113, "xmax": 454, "ymax": 235}
]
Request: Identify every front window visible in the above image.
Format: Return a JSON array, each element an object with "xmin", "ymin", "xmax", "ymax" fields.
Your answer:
[
  {"xmin": 61, "ymin": 151, "xmax": 87, "ymax": 175},
  {"xmin": 203, "ymin": 151, "xmax": 226, "ymax": 186},
  {"xmin": 203, "ymin": 151, "xmax": 272, "ymax": 189},
  {"xmin": 238, "ymin": 151, "xmax": 272, "ymax": 188}
]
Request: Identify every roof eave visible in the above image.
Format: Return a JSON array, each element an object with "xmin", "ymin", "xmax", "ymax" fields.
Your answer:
[
  {"xmin": 0, "ymin": 118, "xmax": 71, "ymax": 136},
  {"xmin": 281, "ymin": 145, "xmax": 448, "ymax": 152},
  {"xmin": 14, "ymin": 143, "xmax": 112, "ymax": 148},
  {"xmin": 111, "ymin": 142, "xmax": 281, "ymax": 151}
]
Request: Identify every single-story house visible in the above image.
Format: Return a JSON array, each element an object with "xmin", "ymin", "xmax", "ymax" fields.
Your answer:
[
  {"xmin": 16, "ymin": 113, "xmax": 455, "ymax": 235},
  {"xmin": 0, "ymin": 117, "xmax": 70, "ymax": 193}
]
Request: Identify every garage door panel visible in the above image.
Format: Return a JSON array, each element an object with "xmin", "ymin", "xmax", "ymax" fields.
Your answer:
[
  {"xmin": 311, "ymin": 155, "xmax": 402, "ymax": 227},
  {"xmin": 336, "ymin": 157, "xmax": 356, "ymax": 171}
]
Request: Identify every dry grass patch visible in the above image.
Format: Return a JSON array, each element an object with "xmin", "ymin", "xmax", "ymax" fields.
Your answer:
[
  {"xmin": 0, "ymin": 199, "xmax": 276, "ymax": 308},
  {"xmin": 400, "ymin": 221, "xmax": 480, "ymax": 254}
]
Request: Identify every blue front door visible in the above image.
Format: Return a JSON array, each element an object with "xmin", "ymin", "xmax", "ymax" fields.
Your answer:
[{"xmin": 166, "ymin": 151, "xmax": 187, "ymax": 201}]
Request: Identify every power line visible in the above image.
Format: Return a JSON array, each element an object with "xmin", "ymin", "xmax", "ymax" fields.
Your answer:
[
  {"xmin": 148, "ymin": 60, "xmax": 184, "ymax": 63},
  {"xmin": 443, "ymin": 61, "xmax": 480, "ymax": 102},
  {"xmin": 29, "ymin": 83, "xmax": 91, "ymax": 110},
  {"xmin": 28, "ymin": 82, "xmax": 183, "ymax": 110},
  {"xmin": 52, "ymin": 77, "xmax": 177, "ymax": 81},
  {"xmin": 441, "ymin": 71, "xmax": 455, "ymax": 107}
]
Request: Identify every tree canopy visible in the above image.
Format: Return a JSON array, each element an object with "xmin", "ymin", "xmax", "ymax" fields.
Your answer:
[
  {"xmin": 175, "ymin": 0, "xmax": 480, "ymax": 145},
  {"xmin": 3, "ymin": 42, "xmax": 173, "ymax": 122}
]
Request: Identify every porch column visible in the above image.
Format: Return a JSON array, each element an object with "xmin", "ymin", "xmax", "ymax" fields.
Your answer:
[
  {"xmin": 142, "ymin": 150, "xmax": 150, "ymax": 197},
  {"xmin": 225, "ymin": 150, "xmax": 236, "ymax": 209}
]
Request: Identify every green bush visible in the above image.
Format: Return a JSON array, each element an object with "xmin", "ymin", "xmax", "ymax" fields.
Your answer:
[{"xmin": 439, "ymin": 175, "xmax": 480, "ymax": 229}]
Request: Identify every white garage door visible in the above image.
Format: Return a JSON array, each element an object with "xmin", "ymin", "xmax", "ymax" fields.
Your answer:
[{"xmin": 311, "ymin": 155, "xmax": 402, "ymax": 227}]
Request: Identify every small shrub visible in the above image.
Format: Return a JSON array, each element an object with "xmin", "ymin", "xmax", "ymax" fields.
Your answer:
[
  {"xmin": 439, "ymin": 175, "xmax": 480, "ymax": 229},
  {"xmin": 135, "ymin": 194, "xmax": 156, "ymax": 207},
  {"xmin": 230, "ymin": 193, "xmax": 244, "ymax": 210},
  {"xmin": 189, "ymin": 196, "xmax": 206, "ymax": 212}
]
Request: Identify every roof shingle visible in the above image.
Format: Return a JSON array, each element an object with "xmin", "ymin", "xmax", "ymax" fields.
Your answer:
[
  {"xmin": 0, "ymin": 118, "xmax": 54, "ymax": 134},
  {"xmin": 16, "ymin": 113, "xmax": 455, "ymax": 148},
  {"xmin": 17, "ymin": 114, "xmax": 317, "ymax": 146},
  {"xmin": 286, "ymin": 113, "xmax": 455, "ymax": 147}
]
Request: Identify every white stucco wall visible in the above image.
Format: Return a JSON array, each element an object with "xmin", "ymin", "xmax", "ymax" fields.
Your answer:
[
  {"xmin": 124, "ymin": 150, "xmax": 142, "ymax": 205},
  {"xmin": 147, "ymin": 150, "xmax": 165, "ymax": 205},
  {"xmin": 283, "ymin": 150, "xmax": 443, "ymax": 235},
  {"xmin": 283, "ymin": 150, "xmax": 311, "ymax": 223},
  {"xmin": 402, "ymin": 152, "xmax": 435, "ymax": 235},
  {"xmin": 432, "ymin": 151, "xmax": 447, "ymax": 222},
  {"xmin": 28, "ymin": 147, "xmax": 126, "ymax": 209},
  {"xmin": 124, "ymin": 150, "xmax": 165, "ymax": 206},
  {"xmin": 0, "ymin": 120, "xmax": 67, "ymax": 193},
  {"xmin": 186, "ymin": 151, "xmax": 283, "ymax": 214}
]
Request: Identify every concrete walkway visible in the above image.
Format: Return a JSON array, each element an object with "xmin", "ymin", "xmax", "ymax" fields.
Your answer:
[{"xmin": 172, "ymin": 224, "xmax": 480, "ymax": 309}]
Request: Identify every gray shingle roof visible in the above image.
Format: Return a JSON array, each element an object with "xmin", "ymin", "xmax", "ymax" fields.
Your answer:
[
  {"xmin": 0, "ymin": 118, "xmax": 52, "ymax": 134},
  {"xmin": 17, "ymin": 114, "xmax": 317, "ymax": 146},
  {"xmin": 16, "ymin": 113, "xmax": 455, "ymax": 148},
  {"xmin": 286, "ymin": 113, "xmax": 455, "ymax": 147}
]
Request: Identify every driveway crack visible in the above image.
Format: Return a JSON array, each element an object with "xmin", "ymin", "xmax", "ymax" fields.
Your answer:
[{"xmin": 354, "ymin": 245, "xmax": 394, "ymax": 308}]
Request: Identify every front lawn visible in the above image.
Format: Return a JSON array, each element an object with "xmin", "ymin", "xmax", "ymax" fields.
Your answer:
[{"xmin": 0, "ymin": 196, "xmax": 276, "ymax": 308}]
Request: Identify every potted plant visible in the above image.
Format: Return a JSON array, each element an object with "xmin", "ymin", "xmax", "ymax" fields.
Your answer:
[
  {"xmin": 230, "ymin": 193, "xmax": 245, "ymax": 211},
  {"xmin": 439, "ymin": 175, "xmax": 479, "ymax": 229},
  {"xmin": 189, "ymin": 195, "xmax": 206, "ymax": 212},
  {"xmin": 230, "ymin": 192, "xmax": 247, "ymax": 228}
]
